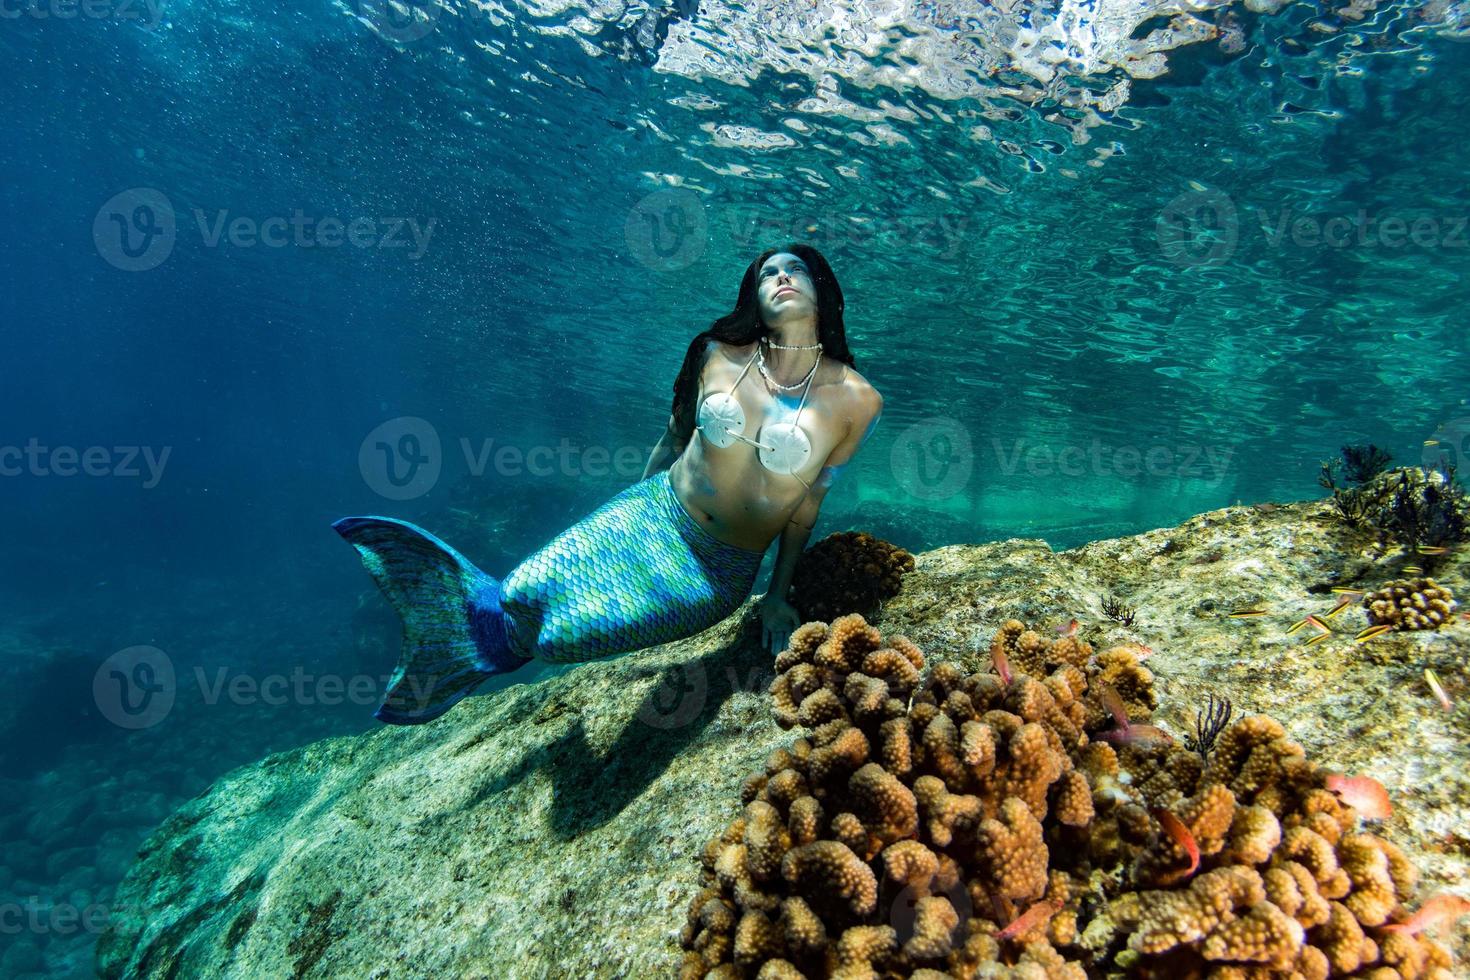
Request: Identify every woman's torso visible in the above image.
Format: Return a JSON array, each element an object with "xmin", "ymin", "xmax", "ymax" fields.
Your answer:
[{"xmin": 669, "ymin": 338, "xmax": 858, "ymax": 552}]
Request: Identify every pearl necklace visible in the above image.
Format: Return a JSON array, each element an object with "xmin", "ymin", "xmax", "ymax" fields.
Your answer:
[{"xmin": 758, "ymin": 337, "xmax": 822, "ymax": 392}]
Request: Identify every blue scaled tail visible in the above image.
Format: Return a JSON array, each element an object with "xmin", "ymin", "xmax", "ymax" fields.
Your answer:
[{"xmin": 331, "ymin": 516, "xmax": 530, "ymax": 725}]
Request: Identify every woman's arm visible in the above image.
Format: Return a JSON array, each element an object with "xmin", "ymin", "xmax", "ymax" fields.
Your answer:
[{"xmin": 642, "ymin": 414, "xmax": 686, "ymax": 480}]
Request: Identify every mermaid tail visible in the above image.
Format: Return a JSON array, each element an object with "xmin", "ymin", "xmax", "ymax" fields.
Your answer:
[
  {"xmin": 335, "ymin": 470, "xmax": 765, "ymax": 724},
  {"xmin": 332, "ymin": 516, "xmax": 531, "ymax": 724}
]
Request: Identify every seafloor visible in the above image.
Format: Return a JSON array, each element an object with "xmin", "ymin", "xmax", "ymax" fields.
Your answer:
[{"xmin": 96, "ymin": 491, "xmax": 1469, "ymax": 978}]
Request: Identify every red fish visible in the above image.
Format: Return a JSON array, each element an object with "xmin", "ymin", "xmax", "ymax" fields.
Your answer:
[
  {"xmin": 1097, "ymin": 683, "xmax": 1130, "ymax": 730},
  {"xmin": 992, "ymin": 643, "xmax": 1012, "ymax": 687},
  {"xmin": 1151, "ymin": 808, "xmax": 1200, "ymax": 882},
  {"xmin": 1325, "ymin": 774, "xmax": 1392, "ymax": 820},
  {"xmin": 1056, "ymin": 619, "xmax": 1079, "ymax": 637},
  {"xmin": 996, "ymin": 899, "xmax": 1060, "ymax": 941},
  {"xmin": 1095, "ymin": 724, "xmax": 1174, "ymax": 748},
  {"xmin": 1379, "ymin": 893, "xmax": 1470, "ymax": 935}
]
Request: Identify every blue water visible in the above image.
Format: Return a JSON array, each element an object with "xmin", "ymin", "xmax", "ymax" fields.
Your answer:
[{"xmin": 2, "ymin": 0, "xmax": 1470, "ymax": 974}]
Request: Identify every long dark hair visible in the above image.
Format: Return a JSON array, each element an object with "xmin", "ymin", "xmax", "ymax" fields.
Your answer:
[{"xmin": 667, "ymin": 243, "xmax": 857, "ymax": 444}]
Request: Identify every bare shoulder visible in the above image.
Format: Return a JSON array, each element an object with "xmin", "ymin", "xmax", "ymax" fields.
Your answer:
[{"xmin": 837, "ymin": 363, "xmax": 883, "ymax": 420}]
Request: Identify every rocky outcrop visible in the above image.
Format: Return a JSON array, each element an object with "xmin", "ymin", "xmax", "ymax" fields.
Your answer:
[{"xmin": 98, "ymin": 494, "xmax": 1469, "ymax": 977}]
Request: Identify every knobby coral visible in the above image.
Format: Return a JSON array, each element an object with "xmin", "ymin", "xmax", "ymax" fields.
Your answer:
[
  {"xmin": 1363, "ymin": 578, "xmax": 1458, "ymax": 632},
  {"xmin": 788, "ymin": 532, "xmax": 916, "ymax": 624},
  {"xmin": 681, "ymin": 616, "xmax": 1458, "ymax": 979}
]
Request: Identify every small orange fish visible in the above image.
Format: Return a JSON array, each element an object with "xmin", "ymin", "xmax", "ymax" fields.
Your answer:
[
  {"xmin": 1097, "ymin": 683, "xmax": 1130, "ymax": 729},
  {"xmin": 1325, "ymin": 773, "xmax": 1392, "ymax": 820},
  {"xmin": 996, "ymin": 899, "xmax": 1060, "ymax": 941},
  {"xmin": 1096, "ymin": 724, "xmax": 1174, "ymax": 748},
  {"xmin": 1379, "ymin": 893, "xmax": 1470, "ymax": 935},
  {"xmin": 1056, "ymin": 618, "xmax": 1079, "ymax": 637},
  {"xmin": 1305, "ymin": 614, "xmax": 1330, "ymax": 634},
  {"xmin": 992, "ymin": 643, "xmax": 1013, "ymax": 687},
  {"xmin": 1151, "ymin": 808, "xmax": 1200, "ymax": 882}
]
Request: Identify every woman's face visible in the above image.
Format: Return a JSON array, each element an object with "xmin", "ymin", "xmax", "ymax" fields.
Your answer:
[{"xmin": 757, "ymin": 252, "xmax": 815, "ymax": 321}]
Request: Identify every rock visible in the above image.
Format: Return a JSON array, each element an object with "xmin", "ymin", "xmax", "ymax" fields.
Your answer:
[
  {"xmin": 0, "ymin": 938, "xmax": 44, "ymax": 975},
  {"xmin": 98, "ymin": 496, "xmax": 1470, "ymax": 977},
  {"xmin": 44, "ymin": 846, "xmax": 94, "ymax": 882}
]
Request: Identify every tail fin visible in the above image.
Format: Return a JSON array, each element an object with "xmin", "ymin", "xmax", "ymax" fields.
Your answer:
[{"xmin": 332, "ymin": 516, "xmax": 528, "ymax": 725}]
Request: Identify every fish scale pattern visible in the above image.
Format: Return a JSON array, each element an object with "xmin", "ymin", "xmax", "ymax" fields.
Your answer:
[{"xmin": 500, "ymin": 469, "xmax": 765, "ymax": 664}]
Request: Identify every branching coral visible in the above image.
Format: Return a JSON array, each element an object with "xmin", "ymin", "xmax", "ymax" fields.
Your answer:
[
  {"xmin": 681, "ymin": 616, "xmax": 1457, "ymax": 979},
  {"xmin": 788, "ymin": 531, "xmax": 916, "ymax": 623},
  {"xmin": 1363, "ymin": 577, "xmax": 1458, "ymax": 631}
]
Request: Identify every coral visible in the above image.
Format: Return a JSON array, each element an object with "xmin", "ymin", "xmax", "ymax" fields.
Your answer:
[
  {"xmin": 1363, "ymin": 577, "xmax": 1458, "ymax": 631},
  {"xmin": 683, "ymin": 616, "xmax": 1456, "ymax": 979},
  {"xmin": 788, "ymin": 531, "xmax": 916, "ymax": 623},
  {"xmin": 1385, "ymin": 464, "xmax": 1469, "ymax": 554},
  {"xmin": 1182, "ymin": 693, "xmax": 1233, "ymax": 764},
  {"xmin": 1101, "ymin": 593, "xmax": 1138, "ymax": 627}
]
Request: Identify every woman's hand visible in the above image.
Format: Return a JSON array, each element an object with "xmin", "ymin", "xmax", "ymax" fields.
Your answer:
[{"xmin": 760, "ymin": 594, "xmax": 802, "ymax": 656}]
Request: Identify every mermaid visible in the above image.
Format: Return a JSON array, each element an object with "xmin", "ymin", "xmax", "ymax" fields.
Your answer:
[{"xmin": 334, "ymin": 244, "xmax": 884, "ymax": 724}]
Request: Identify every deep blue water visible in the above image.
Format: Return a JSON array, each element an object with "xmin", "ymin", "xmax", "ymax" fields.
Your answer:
[{"xmin": 2, "ymin": 0, "xmax": 1470, "ymax": 974}]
